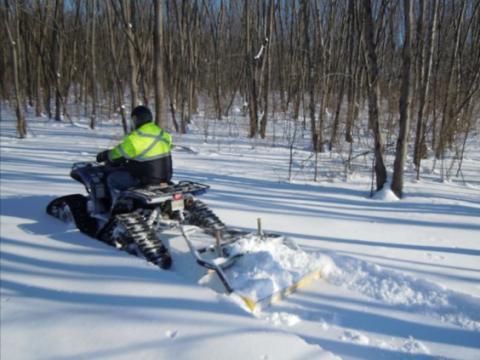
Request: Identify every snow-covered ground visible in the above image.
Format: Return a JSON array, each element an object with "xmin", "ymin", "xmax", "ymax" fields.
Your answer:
[{"xmin": 1, "ymin": 111, "xmax": 479, "ymax": 360}]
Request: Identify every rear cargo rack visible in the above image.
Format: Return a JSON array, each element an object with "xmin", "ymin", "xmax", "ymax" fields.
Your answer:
[{"xmin": 124, "ymin": 181, "xmax": 210, "ymax": 204}]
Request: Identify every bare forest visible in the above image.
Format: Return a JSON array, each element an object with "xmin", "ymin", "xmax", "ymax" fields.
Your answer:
[{"xmin": 1, "ymin": 0, "xmax": 479, "ymax": 197}]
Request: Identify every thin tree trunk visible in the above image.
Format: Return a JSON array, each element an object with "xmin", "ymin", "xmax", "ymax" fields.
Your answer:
[
  {"xmin": 303, "ymin": 0, "xmax": 317, "ymax": 153},
  {"xmin": 204, "ymin": 0, "xmax": 224, "ymax": 120},
  {"xmin": 362, "ymin": 0, "xmax": 387, "ymax": 191},
  {"xmin": 345, "ymin": 0, "xmax": 360, "ymax": 144},
  {"xmin": 52, "ymin": 0, "xmax": 63, "ymax": 121},
  {"xmin": 436, "ymin": 1, "xmax": 466, "ymax": 159},
  {"xmin": 164, "ymin": 2, "xmax": 179, "ymax": 132},
  {"xmin": 35, "ymin": 56, "xmax": 43, "ymax": 116},
  {"xmin": 106, "ymin": 0, "xmax": 128, "ymax": 134},
  {"xmin": 391, "ymin": 0, "xmax": 413, "ymax": 198},
  {"xmin": 330, "ymin": 15, "xmax": 349, "ymax": 150},
  {"xmin": 414, "ymin": 0, "xmax": 439, "ymax": 179},
  {"xmin": 122, "ymin": 0, "xmax": 139, "ymax": 112},
  {"xmin": 245, "ymin": 0, "xmax": 259, "ymax": 138},
  {"xmin": 259, "ymin": 0, "xmax": 275, "ymax": 139},
  {"xmin": 5, "ymin": 0, "xmax": 27, "ymax": 137},
  {"xmin": 89, "ymin": 0, "xmax": 97, "ymax": 129},
  {"xmin": 154, "ymin": 0, "xmax": 165, "ymax": 128}
]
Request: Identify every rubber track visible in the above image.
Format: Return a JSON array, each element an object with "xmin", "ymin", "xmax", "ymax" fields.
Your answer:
[
  {"xmin": 184, "ymin": 199, "xmax": 254, "ymax": 243},
  {"xmin": 48, "ymin": 196, "xmax": 171, "ymax": 269},
  {"xmin": 185, "ymin": 200, "xmax": 226, "ymax": 231},
  {"xmin": 97, "ymin": 217, "xmax": 122, "ymax": 247},
  {"xmin": 47, "ymin": 194, "xmax": 97, "ymax": 237},
  {"xmin": 104, "ymin": 212, "xmax": 172, "ymax": 270}
]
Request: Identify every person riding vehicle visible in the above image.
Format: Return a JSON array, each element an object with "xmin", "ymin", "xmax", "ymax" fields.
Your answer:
[{"xmin": 96, "ymin": 105, "xmax": 173, "ymax": 201}]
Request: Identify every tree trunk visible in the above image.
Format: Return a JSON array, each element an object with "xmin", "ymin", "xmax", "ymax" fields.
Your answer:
[
  {"xmin": 362, "ymin": 0, "xmax": 387, "ymax": 191},
  {"xmin": 5, "ymin": 0, "xmax": 27, "ymax": 137},
  {"xmin": 414, "ymin": 0, "xmax": 439, "ymax": 178},
  {"xmin": 259, "ymin": 0, "xmax": 275, "ymax": 139},
  {"xmin": 35, "ymin": 56, "xmax": 43, "ymax": 116},
  {"xmin": 106, "ymin": 0, "xmax": 128, "ymax": 134},
  {"xmin": 330, "ymin": 14, "xmax": 349, "ymax": 150},
  {"xmin": 89, "ymin": 0, "xmax": 97, "ymax": 129},
  {"xmin": 436, "ymin": 1, "xmax": 466, "ymax": 160},
  {"xmin": 245, "ymin": 0, "xmax": 259, "ymax": 138},
  {"xmin": 122, "ymin": 0, "xmax": 139, "ymax": 112},
  {"xmin": 163, "ymin": 1, "xmax": 179, "ymax": 132},
  {"xmin": 345, "ymin": 0, "xmax": 359, "ymax": 144},
  {"xmin": 154, "ymin": 0, "xmax": 165, "ymax": 128},
  {"xmin": 302, "ymin": 0, "xmax": 317, "ymax": 152},
  {"xmin": 391, "ymin": 0, "xmax": 413, "ymax": 198},
  {"xmin": 52, "ymin": 0, "xmax": 63, "ymax": 121}
]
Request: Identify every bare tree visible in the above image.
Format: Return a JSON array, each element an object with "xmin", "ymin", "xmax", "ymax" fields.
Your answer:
[
  {"xmin": 413, "ymin": 0, "xmax": 439, "ymax": 179},
  {"xmin": 435, "ymin": 1, "xmax": 467, "ymax": 160},
  {"xmin": 1, "ymin": 0, "xmax": 478, "ymax": 190},
  {"xmin": 244, "ymin": 0, "xmax": 260, "ymax": 138},
  {"xmin": 361, "ymin": 0, "xmax": 387, "ymax": 191},
  {"xmin": 203, "ymin": 0, "xmax": 224, "ymax": 120},
  {"xmin": 154, "ymin": 0, "xmax": 165, "ymax": 127},
  {"xmin": 302, "ymin": 0, "xmax": 316, "ymax": 152},
  {"xmin": 105, "ymin": 0, "xmax": 128, "ymax": 134},
  {"xmin": 259, "ymin": 0, "xmax": 275, "ymax": 139},
  {"xmin": 117, "ymin": 0, "xmax": 139, "ymax": 112},
  {"xmin": 89, "ymin": 0, "xmax": 97, "ymax": 129},
  {"xmin": 52, "ymin": 0, "xmax": 63, "ymax": 122},
  {"xmin": 391, "ymin": 0, "xmax": 414, "ymax": 198},
  {"xmin": 4, "ymin": 0, "xmax": 26, "ymax": 137},
  {"xmin": 329, "ymin": 5, "xmax": 349, "ymax": 151},
  {"xmin": 345, "ymin": 0, "xmax": 361, "ymax": 145}
]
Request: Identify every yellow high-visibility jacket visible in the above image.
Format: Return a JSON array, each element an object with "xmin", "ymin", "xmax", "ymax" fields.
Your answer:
[
  {"xmin": 108, "ymin": 122, "xmax": 173, "ymax": 183},
  {"xmin": 109, "ymin": 122, "xmax": 172, "ymax": 162}
]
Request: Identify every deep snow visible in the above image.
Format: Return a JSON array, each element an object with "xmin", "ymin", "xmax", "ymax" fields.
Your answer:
[{"xmin": 1, "ymin": 111, "xmax": 480, "ymax": 360}]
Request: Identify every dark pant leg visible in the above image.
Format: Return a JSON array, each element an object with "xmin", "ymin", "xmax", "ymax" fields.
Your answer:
[{"xmin": 107, "ymin": 171, "xmax": 140, "ymax": 203}]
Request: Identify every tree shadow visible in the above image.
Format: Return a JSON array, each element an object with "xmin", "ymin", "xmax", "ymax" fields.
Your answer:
[
  {"xmin": 276, "ymin": 291, "xmax": 480, "ymax": 360},
  {"xmin": 296, "ymin": 234, "xmax": 480, "ymax": 258},
  {"xmin": 45, "ymin": 326, "xmax": 289, "ymax": 360},
  {"xmin": 1, "ymin": 278, "xmax": 239, "ymax": 318},
  {"xmin": 174, "ymin": 169, "xmax": 480, "ymax": 229},
  {"xmin": 0, "ymin": 195, "xmax": 245, "ymax": 319},
  {"xmin": 300, "ymin": 336, "xmax": 448, "ymax": 360},
  {"xmin": 335, "ymin": 247, "xmax": 480, "ymax": 284}
]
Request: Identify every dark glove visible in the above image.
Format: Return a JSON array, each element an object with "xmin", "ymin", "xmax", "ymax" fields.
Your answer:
[{"xmin": 96, "ymin": 150, "xmax": 110, "ymax": 163}]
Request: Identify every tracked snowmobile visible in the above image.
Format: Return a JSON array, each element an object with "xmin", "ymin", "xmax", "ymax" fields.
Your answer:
[{"xmin": 47, "ymin": 162, "xmax": 323, "ymax": 311}]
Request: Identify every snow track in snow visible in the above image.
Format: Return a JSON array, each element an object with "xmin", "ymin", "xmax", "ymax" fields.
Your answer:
[{"xmin": 328, "ymin": 253, "xmax": 480, "ymax": 331}]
